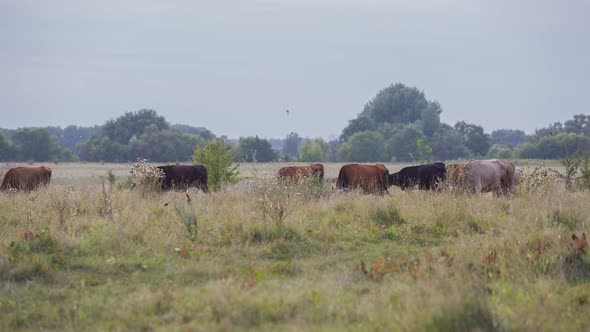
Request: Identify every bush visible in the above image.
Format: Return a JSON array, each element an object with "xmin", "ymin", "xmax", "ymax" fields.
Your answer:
[
  {"xmin": 175, "ymin": 202, "xmax": 198, "ymax": 242},
  {"xmin": 251, "ymin": 174, "xmax": 301, "ymax": 226},
  {"xmin": 129, "ymin": 158, "xmax": 164, "ymax": 195},
  {"xmin": 193, "ymin": 140, "xmax": 240, "ymax": 191}
]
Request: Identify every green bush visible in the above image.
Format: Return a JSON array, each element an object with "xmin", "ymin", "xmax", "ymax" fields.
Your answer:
[{"xmin": 193, "ymin": 140, "xmax": 240, "ymax": 191}]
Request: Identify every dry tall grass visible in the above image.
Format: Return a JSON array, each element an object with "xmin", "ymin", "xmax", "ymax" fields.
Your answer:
[{"xmin": 0, "ymin": 163, "xmax": 589, "ymax": 331}]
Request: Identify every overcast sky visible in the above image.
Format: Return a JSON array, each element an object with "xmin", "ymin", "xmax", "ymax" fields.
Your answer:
[{"xmin": 1, "ymin": 0, "xmax": 589, "ymax": 139}]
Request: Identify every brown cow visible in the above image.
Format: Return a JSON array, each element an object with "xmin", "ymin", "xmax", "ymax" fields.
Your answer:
[
  {"xmin": 278, "ymin": 164, "xmax": 324, "ymax": 182},
  {"xmin": 446, "ymin": 163, "xmax": 465, "ymax": 184},
  {"xmin": 336, "ymin": 164, "xmax": 391, "ymax": 194},
  {"xmin": 459, "ymin": 159, "xmax": 516, "ymax": 195},
  {"xmin": 1, "ymin": 166, "xmax": 52, "ymax": 191}
]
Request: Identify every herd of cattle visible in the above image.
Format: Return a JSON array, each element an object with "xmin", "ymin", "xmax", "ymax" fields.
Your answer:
[
  {"xmin": 1, "ymin": 159, "xmax": 519, "ymax": 195},
  {"xmin": 281, "ymin": 159, "xmax": 518, "ymax": 195}
]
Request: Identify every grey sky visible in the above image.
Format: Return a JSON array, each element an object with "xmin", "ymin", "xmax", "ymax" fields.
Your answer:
[{"xmin": 1, "ymin": 0, "xmax": 589, "ymax": 139}]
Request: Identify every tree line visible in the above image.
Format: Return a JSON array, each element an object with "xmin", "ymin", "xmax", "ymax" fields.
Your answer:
[{"xmin": 1, "ymin": 84, "xmax": 589, "ymax": 163}]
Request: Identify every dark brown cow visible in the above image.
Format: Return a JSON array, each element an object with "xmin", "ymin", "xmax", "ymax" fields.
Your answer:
[
  {"xmin": 278, "ymin": 164, "xmax": 324, "ymax": 182},
  {"xmin": 157, "ymin": 165, "xmax": 209, "ymax": 193},
  {"xmin": 336, "ymin": 164, "xmax": 391, "ymax": 194},
  {"xmin": 459, "ymin": 159, "xmax": 516, "ymax": 195},
  {"xmin": 389, "ymin": 162, "xmax": 446, "ymax": 190},
  {"xmin": 0, "ymin": 166, "xmax": 52, "ymax": 191}
]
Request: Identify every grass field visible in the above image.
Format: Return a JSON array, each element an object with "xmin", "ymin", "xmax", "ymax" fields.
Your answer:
[{"xmin": 1, "ymin": 162, "xmax": 589, "ymax": 331}]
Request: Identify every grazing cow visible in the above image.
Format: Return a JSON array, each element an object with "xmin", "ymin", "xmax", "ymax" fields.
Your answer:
[
  {"xmin": 278, "ymin": 164, "xmax": 324, "ymax": 182},
  {"xmin": 336, "ymin": 164, "xmax": 391, "ymax": 194},
  {"xmin": 389, "ymin": 162, "xmax": 446, "ymax": 190},
  {"xmin": 446, "ymin": 163, "xmax": 465, "ymax": 184},
  {"xmin": 157, "ymin": 165, "xmax": 209, "ymax": 192},
  {"xmin": 0, "ymin": 166, "xmax": 52, "ymax": 191},
  {"xmin": 459, "ymin": 159, "xmax": 516, "ymax": 195}
]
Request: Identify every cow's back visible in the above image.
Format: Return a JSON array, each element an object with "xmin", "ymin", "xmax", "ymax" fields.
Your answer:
[
  {"xmin": 337, "ymin": 164, "xmax": 389, "ymax": 193},
  {"xmin": 1, "ymin": 166, "xmax": 51, "ymax": 191},
  {"xmin": 158, "ymin": 165, "xmax": 208, "ymax": 192},
  {"xmin": 461, "ymin": 160, "xmax": 514, "ymax": 194}
]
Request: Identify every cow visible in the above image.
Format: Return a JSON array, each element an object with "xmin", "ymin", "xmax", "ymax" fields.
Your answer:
[
  {"xmin": 336, "ymin": 164, "xmax": 391, "ymax": 194},
  {"xmin": 278, "ymin": 164, "xmax": 324, "ymax": 182},
  {"xmin": 389, "ymin": 162, "xmax": 446, "ymax": 190},
  {"xmin": 459, "ymin": 159, "xmax": 516, "ymax": 195},
  {"xmin": 446, "ymin": 163, "xmax": 465, "ymax": 184},
  {"xmin": 157, "ymin": 165, "xmax": 209, "ymax": 193},
  {"xmin": 0, "ymin": 166, "xmax": 52, "ymax": 191}
]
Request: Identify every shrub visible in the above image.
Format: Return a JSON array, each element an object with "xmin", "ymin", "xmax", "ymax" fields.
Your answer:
[
  {"xmin": 251, "ymin": 175, "xmax": 301, "ymax": 226},
  {"xmin": 371, "ymin": 204, "xmax": 406, "ymax": 227},
  {"xmin": 0, "ymin": 230, "xmax": 64, "ymax": 282},
  {"xmin": 129, "ymin": 158, "xmax": 164, "ymax": 195},
  {"xmin": 175, "ymin": 202, "xmax": 198, "ymax": 242},
  {"xmin": 577, "ymin": 153, "xmax": 590, "ymax": 190},
  {"xmin": 193, "ymin": 140, "xmax": 240, "ymax": 191}
]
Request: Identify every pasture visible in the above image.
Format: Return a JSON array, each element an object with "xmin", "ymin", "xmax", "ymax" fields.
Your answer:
[{"xmin": 1, "ymin": 162, "xmax": 589, "ymax": 331}]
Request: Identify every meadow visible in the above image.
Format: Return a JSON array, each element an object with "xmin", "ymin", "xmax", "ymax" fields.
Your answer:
[{"xmin": 1, "ymin": 162, "xmax": 589, "ymax": 331}]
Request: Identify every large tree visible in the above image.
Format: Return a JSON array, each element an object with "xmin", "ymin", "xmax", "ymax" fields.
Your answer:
[
  {"xmin": 282, "ymin": 132, "xmax": 302, "ymax": 159},
  {"xmin": 0, "ymin": 132, "xmax": 15, "ymax": 160},
  {"xmin": 11, "ymin": 128, "xmax": 64, "ymax": 162},
  {"xmin": 102, "ymin": 109, "xmax": 168, "ymax": 145},
  {"xmin": 234, "ymin": 136, "xmax": 277, "ymax": 162},
  {"xmin": 454, "ymin": 121, "xmax": 491, "ymax": 156},
  {"xmin": 338, "ymin": 131, "xmax": 387, "ymax": 162},
  {"xmin": 341, "ymin": 83, "xmax": 442, "ymax": 141},
  {"xmin": 386, "ymin": 125, "xmax": 425, "ymax": 162},
  {"xmin": 490, "ymin": 129, "xmax": 526, "ymax": 148},
  {"xmin": 429, "ymin": 124, "xmax": 470, "ymax": 160},
  {"xmin": 131, "ymin": 126, "xmax": 204, "ymax": 162},
  {"xmin": 299, "ymin": 138, "xmax": 327, "ymax": 162}
]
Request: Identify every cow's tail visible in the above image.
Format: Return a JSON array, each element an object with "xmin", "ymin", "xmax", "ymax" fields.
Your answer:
[{"xmin": 336, "ymin": 168, "xmax": 347, "ymax": 189}]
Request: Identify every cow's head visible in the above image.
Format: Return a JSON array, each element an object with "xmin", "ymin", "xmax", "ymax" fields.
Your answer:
[{"xmin": 388, "ymin": 173, "xmax": 400, "ymax": 187}]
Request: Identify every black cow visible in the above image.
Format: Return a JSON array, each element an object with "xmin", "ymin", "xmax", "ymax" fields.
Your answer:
[
  {"xmin": 157, "ymin": 165, "xmax": 209, "ymax": 192},
  {"xmin": 389, "ymin": 162, "xmax": 446, "ymax": 190}
]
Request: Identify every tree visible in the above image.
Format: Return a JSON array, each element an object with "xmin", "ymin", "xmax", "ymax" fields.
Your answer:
[
  {"xmin": 527, "ymin": 122, "xmax": 564, "ymax": 144},
  {"xmin": 386, "ymin": 125, "xmax": 425, "ymax": 162},
  {"xmin": 338, "ymin": 131, "xmax": 387, "ymax": 162},
  {"xmin": 514, "ymin": 143, "xmax": 540, "ymax": 159},
  {"xmin": 341, "ymin": 83, "xmax": 442, "ymax": 141},
  {"xmin": 282, "ymin": 132, "xmax": 302, "ymax": 159},
  {"xmin": 454, "ymin": 121, "xmax": 491, "ymax": 156},
  {"xmin": 325, "ymin": 139, "xmax": 341, "ymax": 162},
  {"xmin": 515, "ymin": 133, "xmax": 590, "ymax": 159},
  {"xmin": 411, "ymin": 138, "xmax": 433, "ymax": 164},
  {"xmin": 11, "ymin": 128, "xmax": 63, "ymax": 161},
  {"xmin": 76, "ymin": 136, "xmax": 130, "ymax": 162},
  {"xmin": 234, "ymin": 136, "xmax": 277, "ymax": 162},
  {"xmin": 486, "ymin": 144, "xmax": 513, "ymax": 159},
  {"xmin": 172, "ymin": 124, "xmax": 216, "ymax": 141},
  {"xmin": 429, "ymin": 124, "xmax": 470, "ymax": 160},
  {"xmin": 564, "ymin": 114, "xmax": 588, "ymax": 135},
  {"xmin": 299, "ymin": 138, "xmax": 327, "ymax": 162},
  {"xmin": 132, "ymin": 129, "xmax": 204, "ymax": 162},
  {"xmin": 193, "ymin": 140, "xmax": 240, "ymax": 191},
  {"xmin": 341, "ymin": 116, "xmax": 376, "ymax": 141},
  {"xmin": 490, "ymin": 129, "xmax": 526, "ymax": 148},
  {"xmin": 0, "ymin": 132, "xmax": 15, "ymax": 160},
  {"xmin": 102, "ymin": 109, "xmax": 168, "ymax": 145},
  {"xmin": 420, "ymin": 105, "xmax": 441, "ymax": 137}
]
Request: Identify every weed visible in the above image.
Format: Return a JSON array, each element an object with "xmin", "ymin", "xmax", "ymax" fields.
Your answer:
[
  {"xmin": 175, "ymin": 202, "xmax": 198, "ymax": 242},
  {"xmin": 371, "ymin": 204, "xmax": 406, "ymax": 227},
  {"xmin": 130, "ymin": 158, "xmax": 164, "ymax": 195}
]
